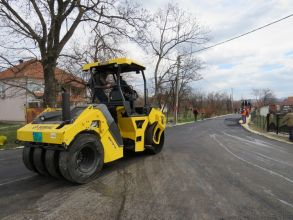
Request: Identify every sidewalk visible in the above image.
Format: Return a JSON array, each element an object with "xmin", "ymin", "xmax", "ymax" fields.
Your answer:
[
  {"xmin": 240, "ymin": 117, "xmax": 293, "ymax": 145},
  {"xmin": 168, "ymin": 113, "xmax": 233, "ymax": 127}
]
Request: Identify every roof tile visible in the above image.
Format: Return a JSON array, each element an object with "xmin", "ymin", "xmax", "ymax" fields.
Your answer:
[{"xmin": 0, "ymin": 59, "xmax": 85, "ymax": 88}]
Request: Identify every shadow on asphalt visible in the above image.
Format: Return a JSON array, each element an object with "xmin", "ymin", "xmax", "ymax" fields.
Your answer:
[
  {"xmin": 0, "ymin": 150, "xmax": 150, "ymax": 191},
  {"xmin": 0, "ymin": 150, "xmax": 151, "ymax": 218},
  {"xmin": 223, "ymin": 117, "xmax": 241, "ymax": 127}
]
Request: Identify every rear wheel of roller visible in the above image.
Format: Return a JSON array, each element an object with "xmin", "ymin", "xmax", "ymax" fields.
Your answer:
[
  {"xmin": 22, "ymin": 145, "xmax": 37, "ymax": 172},
  {"xmin": 59, "ymin": 133, "xmax": 104, "ymax": 184},
  {"xmin": 33, "ymin": 148, "xmax": 49, "ymax": 176},
  {"xmin": 145, "ymin": 124, "xmax": 165, "ymax": 154},
  {"xmin": 45, "ymin": 150, "xmax": 62, "ymax": 179}
]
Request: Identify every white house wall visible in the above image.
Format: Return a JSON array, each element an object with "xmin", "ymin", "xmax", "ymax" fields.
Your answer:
[
  {"xmin": 0, "ymin": 94, "xmax": 26, "ymax": 122},
  {"xmin": 0, "ymin": 79, "xmax": 28, "ymax": 122}
]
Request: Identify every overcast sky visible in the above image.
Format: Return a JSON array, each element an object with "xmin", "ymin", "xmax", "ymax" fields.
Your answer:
[{"xmin": 129, "ymin": 0, "xmax": 293, "ymax": 100}]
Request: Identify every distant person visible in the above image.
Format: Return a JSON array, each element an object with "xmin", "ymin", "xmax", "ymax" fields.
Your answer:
[
  {"xmin": 193, "ymin": 108, "xmax": 198, "ymax": 121},
  {"xmin": 283, "ymin": 111, "xmax": 293, "ymax": 142},
  {"xmin": 248, "ymin": 102, "xmax": 252, "ymax": 111},
  {"xmin": 245, "ymin": 107, "xmax": 250, "ymax": 117},
  {"xmin": 88, "ymin": 71, "xmax": 112, "ymax": 103},
  {"xmin": 241, "ymin": 108, "xmax": 247, "ymax": 124}
]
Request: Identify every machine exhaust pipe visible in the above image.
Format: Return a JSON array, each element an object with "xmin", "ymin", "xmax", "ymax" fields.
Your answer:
[{"xmin": 61, "ymin": 88, "xmax": 71, "ymax": 122}]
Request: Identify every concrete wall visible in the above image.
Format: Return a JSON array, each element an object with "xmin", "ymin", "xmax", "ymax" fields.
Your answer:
[
  {"xmin": 0, "ymin": 79, "xmax": 27, "ymax": 122},
  {"xmin": 0, "ymin": 95, "xmax": 26, "ymax": 122},
  {"xmin": 0, "ymin": 77, "xmax": 86, "ymax": 122}
]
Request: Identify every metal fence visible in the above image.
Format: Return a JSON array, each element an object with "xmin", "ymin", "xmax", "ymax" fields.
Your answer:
[
  {"xmin": 25, "ymin": 108, "xmax": 44, "ymax": 123},
  {"xmin": 250, "ymin": 111, "xmax": 289, "ymax": 134},
  {"xmin": 267, "ymin": 113, "xmax": 289, "ymax": 134},
  {"xmin": 250, "ymin": 112, "xmax": 267, "ymax": 131}
]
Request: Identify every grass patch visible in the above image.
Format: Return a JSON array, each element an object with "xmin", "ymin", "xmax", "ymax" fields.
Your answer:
[
  {"xmin": 167, "ymin": 113, "xmax": 210, "ymax": 123},
  {"xmin": 178, "ymin": 117, "xmax": 195, "ymax": 123},
  {"xmin": 0, "ymin": 122, "xmax": 14, "ymax": 126},
  {"xmin": 248, "ymin": 123, "xmax": 265, "ymax": 133},
  {"xmin": 0, "ymin": 123, "xmax": 22, "ymax": 149},
  {"xmin": 248, "ymin": 122, "xmax": 290, "ymax": 142}
]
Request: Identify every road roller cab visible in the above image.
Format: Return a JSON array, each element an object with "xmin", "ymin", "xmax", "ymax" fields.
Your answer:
[{"xmin": 17, "ymin": 58, "xmax": 166, "ymax": 183}]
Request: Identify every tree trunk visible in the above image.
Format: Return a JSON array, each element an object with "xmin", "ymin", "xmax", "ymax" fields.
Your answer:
[
  {"xmin": 153, "ymin": 57, "xmax": 162, "ymax": 105},
  {"xmin": 42, "ymin": 58, "xmax": 57, "ymax": 107}
]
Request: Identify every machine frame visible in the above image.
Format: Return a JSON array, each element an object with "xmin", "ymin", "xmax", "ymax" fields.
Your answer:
[{"xmin": 17, "ymin": 58, "xmax": 166, "ymax": 183}]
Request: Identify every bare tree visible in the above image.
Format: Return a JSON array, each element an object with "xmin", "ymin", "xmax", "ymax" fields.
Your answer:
[
  {"xmin": 59, "ymin": 25, "xmax": 125, "ymax": 78},
  {"xmin": 0, "ymin": 0, "xmax": 145, "ymax": 107},
  {"xmin": 252, "ymin": 88, "xmax": 276, "ymax": 107},
  {"xmin": 57, "ymin": 26, "xmax": 126, "ymax": 101},
  {"xmin": 189, "ymin": 90, "xmax": 231, "ymax": 118},
  {"xmin": 162, "ymin": 87, "xmax": 233, "ymax": 122},
  {"xmin": 157, "ymin": 55, "xmax": 203, "ymax": 110},
  {"xmin": 137, "ymin": 3, "xmax": 208, "ymax": 102}
]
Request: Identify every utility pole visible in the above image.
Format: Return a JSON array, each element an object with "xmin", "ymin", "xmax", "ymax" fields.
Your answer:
[
  {"xmin": 174, "ymin": 55, "xmax": 181, "ymax": 124},
  {"xmin": 231, "ymin": 88, "xmax": 234, "ymax": 112}
]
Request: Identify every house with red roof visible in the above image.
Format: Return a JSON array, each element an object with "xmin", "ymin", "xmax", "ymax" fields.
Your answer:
[
  {"xmin": 283, "ymin": 97, "xmax": 293, "ymax": 106},
  {"xmin": 0, "ymin": 59, "xmax": 86, "ymax": 122}
]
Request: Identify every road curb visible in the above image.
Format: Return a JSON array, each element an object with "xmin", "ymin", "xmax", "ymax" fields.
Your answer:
[
  {"xmin": 0, "ymin": 146, "xmax": 24, "ymax": 151},
  {"xmin": 0, "ymin": 125, "xmax": 20, "ymax": 130},
  {"xmin": 240, "ymin": 122, "xmax": 293, "ymax": 145},
  {"xmin": 168, "ymin": 113, "xmax": 233, "ymax": 127}
]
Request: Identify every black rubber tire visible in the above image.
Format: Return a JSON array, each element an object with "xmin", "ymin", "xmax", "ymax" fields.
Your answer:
[
  {"xmin": 59, "ymin": 151, "xmax": 75, "ymax": 182},
  {"xmin": 45, "ymin": 150, "xmax": 62, "ymax": 179},
  {"xmin": 148, "ymin": 131, "xmax": 165, "ymax": 154},
  {"xmin": 145, "ymin": 123, "xmax": 165, "ymax": 154},
  {"xmin": 59, "ymin": 133, "xmax": 104, "ymax": 184},
  {"xmin": 33, "ymin": 148, "xmax": 49, "ymax": 175},
  {"xmin": 145, "ymin": 123, "xmax": 156, "ymax": 146},
  {"xmin": 22, "ymin": 145, "xmax": 37, "ymax": 172}
]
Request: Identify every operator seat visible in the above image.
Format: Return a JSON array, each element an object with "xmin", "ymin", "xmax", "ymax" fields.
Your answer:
[{"xmin": 108, "ymin": 87, "xmax": 132, "ymax": 117}]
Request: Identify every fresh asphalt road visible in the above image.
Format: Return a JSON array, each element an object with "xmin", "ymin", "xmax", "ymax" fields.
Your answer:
[{"xmin": 1, "ymin": 115, "xmax": 293, "ymax": 220}]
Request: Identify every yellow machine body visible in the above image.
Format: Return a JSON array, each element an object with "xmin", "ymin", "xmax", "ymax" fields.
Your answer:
[
  {"xmin": 17, "ymin": 105, "xmax": 124, "ymax": 163},
  {"xmin": 82, "ymin": 58, "xmax": 145, "ymax": 71},
  {"xmin": 17, "ymin": 58, "xmax": 166, "ymax": 183},
  {"xmin": 117, "ymin": 107, "xmax": 166, "ymax": 152},
  {"xmin": 17, "ymin": 105, "xmax": 166, "ymax": 163}
]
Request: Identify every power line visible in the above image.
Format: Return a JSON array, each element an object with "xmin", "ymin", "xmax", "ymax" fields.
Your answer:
[
  {"xmin": 188, "ymin": 13, "xmax": 293, "ymax": 55},
  {"xmin": 162, "ymin": 13, "xmax": 293, "ymax": 62}
]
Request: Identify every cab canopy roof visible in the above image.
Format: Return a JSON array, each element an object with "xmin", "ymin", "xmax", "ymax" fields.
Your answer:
[{"xmin": 82, "ymin": 58, "xmax": 145, "ymax": 73}]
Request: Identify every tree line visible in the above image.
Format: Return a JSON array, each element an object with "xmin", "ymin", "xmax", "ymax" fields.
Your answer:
[{"xmin": 0, "ymin": 0, "xmax": 208, "ymax": 109}]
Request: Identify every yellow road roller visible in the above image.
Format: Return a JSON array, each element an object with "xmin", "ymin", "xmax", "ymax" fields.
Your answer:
[{"xmin": 17, "ymin": 58, "xmax": 166, "ymax": 183}]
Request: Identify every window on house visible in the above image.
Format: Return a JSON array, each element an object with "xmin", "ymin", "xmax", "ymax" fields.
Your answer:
[{"xmin": 28, "ymin": 101, "xmax": 41, "ymax": 108}]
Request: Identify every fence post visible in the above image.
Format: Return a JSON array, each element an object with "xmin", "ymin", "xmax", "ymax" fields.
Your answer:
[
  {"xmin": 266, "ymin": 114, "xmax": 269, "ymax": 131},
  {"xmin": 276, "ymin": 114, "xmax": 279, "ymax": 134}
]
